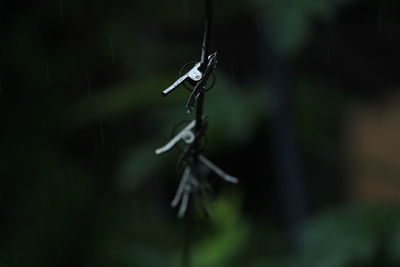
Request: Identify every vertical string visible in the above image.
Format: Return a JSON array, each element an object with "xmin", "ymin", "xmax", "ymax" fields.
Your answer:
[
  {"xmin": 182, "ymin": 1, "xmax": 213, "ymax": 267},
  {"xmin": 199, "ymin": 0, "xmax": 212, "ymax": 69},
  {"xmin": 182, "ymin": 207, "xmax": 193, "ymax": 267}
]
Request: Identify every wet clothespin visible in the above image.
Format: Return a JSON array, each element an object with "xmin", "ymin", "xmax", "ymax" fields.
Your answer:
[
  {"xmin": 155, "ymin": 120, "xmax": 196, "ymax": 155},
  {"xmin": 161, "ymin": 52, "xmax": 218, "ymax": 113},
  {"xmin": 155, "ymin": 116, "xmax": 237, "ymax": 218},
  {"xmin": 155, "ymin": 120, "xmax": 238, "ymax": 179},
  {"xmin": 168, "ymin": 155, "xmax": 238, "ymax": 218}
]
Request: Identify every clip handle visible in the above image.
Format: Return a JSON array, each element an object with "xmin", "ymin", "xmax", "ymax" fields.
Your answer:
[
  {"xmin": 171, "ymin": 166, "xmax": 191, "ymax": 208},
  {"xmin": 162, "ymin": 63, "xmax": 202, "ymax": 96},
  {"xmin": 162, "ymin": 74, "xmax": 189, "ymax": 96},
  {"xmin": 199, "ymin": 155, "xmax": 239, "ymax": 183}
]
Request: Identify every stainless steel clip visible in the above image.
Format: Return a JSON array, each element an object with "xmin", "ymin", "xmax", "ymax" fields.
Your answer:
[{"xmin": 155, "ymin": 120, "xmax": 196, "ymax": 155}]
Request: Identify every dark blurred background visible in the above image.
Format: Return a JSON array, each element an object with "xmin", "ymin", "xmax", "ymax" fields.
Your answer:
[{"xmin": 2, "ymin": 0, "xmax": 400, "ymax": 266}]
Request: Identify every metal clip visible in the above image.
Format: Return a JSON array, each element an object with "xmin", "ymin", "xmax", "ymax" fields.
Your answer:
[
  {"xmin": 170, "ymin": 156, "xmax": 238, "ymax": 218},
  {"xmin": 155, "ymin": 120, "xmax": 196, "ymax": 155},
  {"xmin": 171, "ymin": 166, "xmax": 206, "ymax": 218},
  {"xmin": 161, "ymin": 53, "xmax": 217, "ymax": 97}
]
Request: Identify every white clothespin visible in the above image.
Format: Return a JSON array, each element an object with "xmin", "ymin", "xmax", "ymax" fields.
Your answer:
[{"xmin": 155, "ymin": 120, "xmax": 196, "ymax": 155}]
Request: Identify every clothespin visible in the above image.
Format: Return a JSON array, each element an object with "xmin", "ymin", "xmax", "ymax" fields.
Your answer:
[
  {"xmin": 155, "ymin": 120, "xmax": 196, "ymax": 155},
  {"xmin": 155, "ymin": 120, "xmax": 238, "ymax": 183},
  {"xmin": 161, "ymin": 53, "xmax": 217, "ymax": 102},
  {"xmin": 170, "ymin": 155, "xmax": 238, "ymax": 218}
]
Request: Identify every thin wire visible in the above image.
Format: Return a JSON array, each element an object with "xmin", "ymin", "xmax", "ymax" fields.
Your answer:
[
  {"xmin": 199, "ymin": 0, "xmax": 212, "ymax": 69},
  {"xmin": 182, "ymin": 1, "xmax": 212, "ymax": 267}
]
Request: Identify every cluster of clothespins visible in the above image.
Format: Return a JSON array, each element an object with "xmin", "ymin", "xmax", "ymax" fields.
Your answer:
[{"xmin": 155, "ymin": 0, "xmax": 238, "ymax": 218}]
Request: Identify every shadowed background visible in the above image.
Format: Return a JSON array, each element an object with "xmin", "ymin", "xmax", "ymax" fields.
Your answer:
[{"xmin": 2, "ymin": 0, "xmax": 400, "ymax": 266}]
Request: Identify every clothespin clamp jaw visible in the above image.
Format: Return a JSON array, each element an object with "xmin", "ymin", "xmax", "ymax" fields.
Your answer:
[{"xmin": 186, "ymin": 52, "xmax": 217, "ymax": 113}]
